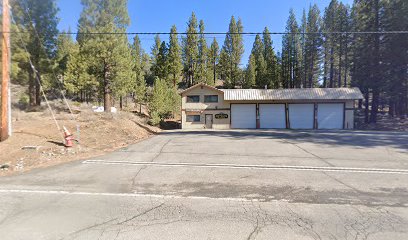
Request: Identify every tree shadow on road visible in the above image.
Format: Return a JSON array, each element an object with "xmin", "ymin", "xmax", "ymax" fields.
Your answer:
[{"xmin": 161, "ymin": 130, "xmax": 408, "ymax": 151}]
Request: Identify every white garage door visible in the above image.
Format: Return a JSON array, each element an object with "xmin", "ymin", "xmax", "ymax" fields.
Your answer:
[
  {"xmin": 259, "ymin": 104, "xmax": 286, "ymax": 129},
  {"xmin": 231, "ymin": 104, "xmax": 256, "ymax": 129},
  {"xmin": 288, "ymin": 104, "xmax": 314, "ymax": 129},
  {"xmin": 317, "ymin": 103, "xmax": 344, "ymax": 129}
]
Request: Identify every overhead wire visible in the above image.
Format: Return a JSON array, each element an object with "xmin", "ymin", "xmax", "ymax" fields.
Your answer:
[
  {"xmin": 9, "ymin": 11, "xmax": 65, "ymax": 143},
  {"xmin": 23, "ymin": 6, "xmax": 76, "ymax": 122},
  {"xmin": 1, "ymin": 31, "xmax": 407, "ymax": 35}
]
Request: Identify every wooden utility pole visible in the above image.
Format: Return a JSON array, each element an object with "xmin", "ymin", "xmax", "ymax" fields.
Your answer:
[{"xmin": 1, "ymin": 0, "xmax": 11, "ymax": 141}]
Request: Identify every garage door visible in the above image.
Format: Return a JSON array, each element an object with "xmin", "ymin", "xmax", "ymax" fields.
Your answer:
[
  {"xmin": 259, "ymin": 104, "xmax": 286, "ymax": 129},
  {"xmin": 231, "ymin": 104, "xmax": 256, "ymax": 129},
  {"xmin": 317, "ymin": 103, "xmax": 344, "ymax": 129},
  {"xmin": 288, "ymin": 104, "xmax": 314, "ymax": 129}
]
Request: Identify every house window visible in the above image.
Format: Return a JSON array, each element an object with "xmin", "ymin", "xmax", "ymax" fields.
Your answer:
[
  {"xmin": 187, "ymin": 95, "xmax": 200, "ymax": 103},
  {"xmin": 204, "ymin": 95, "xmax": 218, "ymax": 103},
  {"xmin": 186, "ymin": 115, "xmax": 201, "ymax": 122}
]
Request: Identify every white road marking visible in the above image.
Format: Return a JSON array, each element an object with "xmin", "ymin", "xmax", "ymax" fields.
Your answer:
[
  {"xmin": 0, "ymin": 189, "xmax": 270, "ymax": 202},
  {"xmin": 83, "ymin": 159, "xmax": 408, "ymax": 175}
]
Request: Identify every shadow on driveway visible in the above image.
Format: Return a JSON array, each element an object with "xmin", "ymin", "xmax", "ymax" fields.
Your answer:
[{"xmin": 161, "ymin": 129, "xmax": 408, "ymax": 150}]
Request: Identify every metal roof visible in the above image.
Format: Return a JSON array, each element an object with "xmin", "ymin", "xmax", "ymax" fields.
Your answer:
[{"xmin": 221, "ymin": 88, "xmax": 363, "ymax": 101}]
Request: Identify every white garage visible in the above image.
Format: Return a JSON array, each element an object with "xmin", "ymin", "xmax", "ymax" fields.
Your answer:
[
  {"xmin": 288, "ymin": 104, "xmax": 315, "ymax": 129},
  {"xmin": 259, "ymin": 104, "xmax": 286, "ymax": 129},
  {"xmin": 231, "ymin": 104, "xmax": 256, "ymax": 129},
  {"xmin": 317, "ymin": 103, "xmax": 344, "ymax": 129}
]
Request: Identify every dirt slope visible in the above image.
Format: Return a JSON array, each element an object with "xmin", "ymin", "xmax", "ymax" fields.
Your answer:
[{"xmin": 0, "ymin": 105, "xmax": 159, "ymax": 176}]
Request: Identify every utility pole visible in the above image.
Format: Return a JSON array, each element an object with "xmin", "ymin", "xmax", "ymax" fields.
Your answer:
[{"xmin": 1, "ymin": 0, "xmax": 11, "ymax": 141}]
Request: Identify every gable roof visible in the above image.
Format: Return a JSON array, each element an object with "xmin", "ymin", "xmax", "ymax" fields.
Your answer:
[
  {"xmin": 180, "ymin": 83, "xmax": 224, "ymax": 95},
  {"xmin": 222, "ymin": 88, "xmax": 363, "ymax": 101}
]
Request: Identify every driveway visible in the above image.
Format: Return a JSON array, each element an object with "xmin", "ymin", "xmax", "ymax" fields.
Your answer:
[{"xmin": 1, "ymin": 130, "xmax": 408, "ymax": 239}]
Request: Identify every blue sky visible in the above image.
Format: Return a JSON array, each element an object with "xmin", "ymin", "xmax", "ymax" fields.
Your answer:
[{"xmin": 57, "ymin": 0, "xmax": 353, "ymax": 65}]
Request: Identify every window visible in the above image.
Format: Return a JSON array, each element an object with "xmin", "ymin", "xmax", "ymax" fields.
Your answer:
[
  {"xmin": 186, "ymin": 115, "xmax": 201, "ymax": 122},
  {"xmin": 204, "ymin": 95, "xmax": 218, "ymax": 103},
  {"xmin": 187, "ymin": 95, "xmax": 200, "ymax": 103}
]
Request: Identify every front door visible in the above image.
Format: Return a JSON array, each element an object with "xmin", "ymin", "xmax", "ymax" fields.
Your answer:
[{"xmin": 205, "ymin": 114, "xmax": 213, "ymax": 129}]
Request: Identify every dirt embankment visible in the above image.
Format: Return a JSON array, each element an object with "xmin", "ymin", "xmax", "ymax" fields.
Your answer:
[{"xmin": 0, "ymin": 104, "xmax": 160, "ymax": 176}]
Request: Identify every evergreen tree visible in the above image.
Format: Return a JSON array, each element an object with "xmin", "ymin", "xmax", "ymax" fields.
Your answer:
[
  {"xmin": 12, "ymin": 0, "xmax": 59, "ymax": 106},
  {"xmin": 150, "ymin": 34, "xmax": 161, "ymax": 77},
  {"xmin": 350, "ymin": 0, "xmax": 382, "ymax": 123},
  {"xmin": 196, "ymin": 20, "xmax": 209, "ymax": 84},
  {"xmin": 132, "ymin": 35, "xmax": 147, "ymax": 112},
  {"xmin": 77, "ymin": 0, "xmax": 134, "ymax": 112},
  {"xmin": 208, "ymin": 38, "xmax": 220, "ymax": 85},
  {"xmin": 156, "ymin": 41, "xmax": 169, "ymax": 80},
  {"xmin": 55, "ymin": 30, "xmax": 76, "ymax": 83},
  {"xmin": 182, "ymin": 12, "xmax": 198, "ymax": 86},
  {"xmin": 244, "ymin": 53, "xmax": 256, "ymax": 88},
  {"xmin": 219, "ymin": 16, "xmax": 244, "ymax": 88},
  {"xmin": 304, "ymin": 4, "xmax": 322, "ymax": 88},
  {"xmin": 382, "ymin": 0, "xmax": 408, "ymax": 117},
  {"xmin": 262, "ymin": 27, "xmax": 278, "ymax": 88},
  {"xmin": 167, "ymin": 25, "xmax": 182, "ymax": 87},
  {"xmin": 149, "ymin": 77, "xmax": 180, "ymax": 125},
  {"xmin": 281, "ymin": 9, "xmax": 301, "ymax": 88},
  {"xmin": 251, "ymin": 34, "xmax": 266, "ymax": 88}
]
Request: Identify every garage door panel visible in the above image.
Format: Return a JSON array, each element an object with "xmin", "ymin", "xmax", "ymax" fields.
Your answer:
[
  {"xmin": 231, "ymin": 104, "xmax": 256, "ymax": 129},
  {"xmin": 289, "ymin": 104, "xmax": 314, "ymax": 129},
  {"xmin": 317, "ymin": 103, "xmax": 344, "ymax": 129},
  {"xmin": 259, "ymin": 104, "xmax": 286, "ymax": 129}
]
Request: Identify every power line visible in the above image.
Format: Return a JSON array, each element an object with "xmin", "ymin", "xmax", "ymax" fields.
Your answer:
[{"xmin": 1, "ymin": 31, "xmax": 408, "ymax": 35}]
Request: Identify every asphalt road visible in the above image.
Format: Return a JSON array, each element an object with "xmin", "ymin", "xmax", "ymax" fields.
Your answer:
[{"xmin": 1, "ymin": 130, "xmax": 408, "ymax": 240}]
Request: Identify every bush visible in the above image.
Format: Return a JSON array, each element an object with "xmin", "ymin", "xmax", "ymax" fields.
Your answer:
[
  {"xmin": 148, "ymin": 77, "xmax": 180, "ymax": 126},
  {"xmin": 18, "ymin": 93, "xmax": 29, "ymax": 108}
]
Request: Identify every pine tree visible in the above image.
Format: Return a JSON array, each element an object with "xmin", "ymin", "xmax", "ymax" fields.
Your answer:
[
  {"xmin": 132, "ymin": 35, "xmax": 147, "ymax": 112},
  {"xmin": 220, "ymin": 16, "xmax": 244, "ymax": 88},
  {"xmin": 149, "ymin": 77, "xmax": 180, "ymax": 125},
  {"xmin": 262, "ymin": 27, "xmax": 278, "ymax": 88},
  {"xmin": 196, "ymin": 20, "xmax": 209, "ymax": 84},
  {"xmin": 304, "ymin": 4, "xmax": 322, "ymax": 88},
  {"xmin": 150, "ymin": 34, "xmax": 161, "ymax": 78},
  {"xmin": 55, "ymin": 30, "xmax": 75, "ymax": 81},
  {"xmin": 12, "ymin": 0, "xmax": 59, "ymax": 106},
  {"xmin": 77, "ymin": 0, "xmax": 133, "ymax": 112},
  {"xmin": 251, "ymin": 34, "xmax": 266, "ymax": 88},
  {"xmin": 182, "ymin": 12, "xmax": 198, "ymax": 86},
  {"xmin": 350, "ymin": 0, "xmax": 383, "ymax": 123},
  {"xmin": 167, "ymin": 25, "xmax": 182, "ymax": 87},
  {"xmin": 281, "ymin": 9, "xmax": 301, "ymax": 88},
  {"xmin": 156, "ymin": 41, "xmax": 169, "ymax": 80},
  {"xmin": 244, "ymin": 53, "xmax": 256, "ymax": 88},
  {"xmin": 208, "ymin": 38, "xmax": 220, "ymax": 85},
  {"xmin": 382, "ymin": 0, "xmax": 408, "ymax": 117}
]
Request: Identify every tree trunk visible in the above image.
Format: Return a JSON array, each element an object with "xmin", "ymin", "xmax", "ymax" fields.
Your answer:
[
  {"xmin": 35, "ymin": 72, "xmax": 41, "ymax": 106},
  {"xmin": 364, "ymin": 91, "xmax": 369, "ymax": 123},
  {"xmin": 344, "ymin": 33, "xmax": 349, "ymax": 87},
  {"xmin": 28, "ymin": 71, "xmax": 36, "ymax": 106},
  {"xmin": 338, "ymin": 39, "xmax": 342, "ymax": 88},
  {"xmin": 389, "ymin": 99, "xmax": 394, "ymax": 117},
  {"xmin": 369, "ymin": 0, "xmax": 381, "ymax": 123},
  {"xmin": 370, "ymin": 90, "xmax": 379, "ymax": 123},
  {"xmin": 329, "ymin": 46, "xmax": 334, "ymax": 88},
  {"xmin": 323, "ymin": 54, "xmax": 327, "ymax": 88},
  {"xmin": 119, "ymin": 96, "xmax": 123, "ymax": 110},
  {"xmin": 213, "ymin": 59, "xmax": 216, "ymax": 85},
  {"xmin": 103, "ymin": 65, "xmax": 112, "ymax": 113}
]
